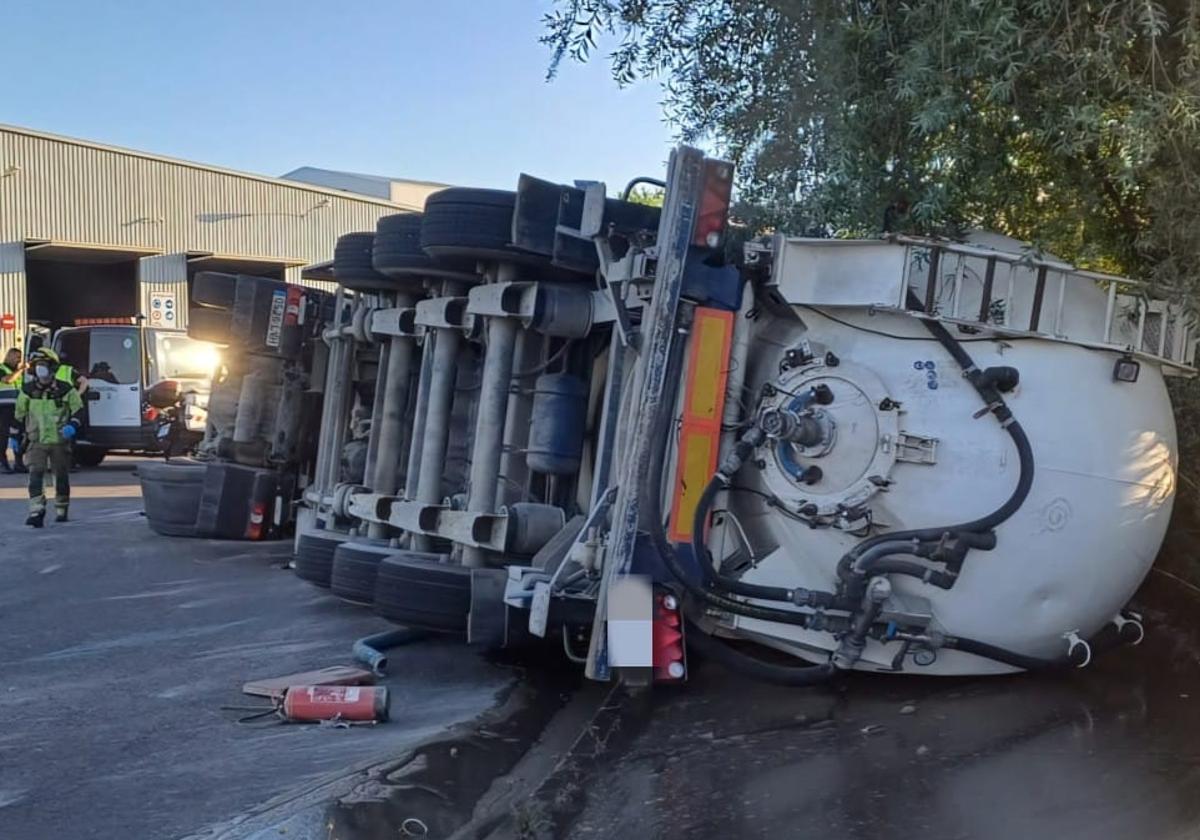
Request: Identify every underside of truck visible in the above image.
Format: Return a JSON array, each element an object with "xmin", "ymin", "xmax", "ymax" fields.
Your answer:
[{"xmin": 164, "ymin": 145, "xmax": 1188, "ymax": 685}]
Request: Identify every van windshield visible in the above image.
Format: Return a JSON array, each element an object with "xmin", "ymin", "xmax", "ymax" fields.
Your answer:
[{"xmin": 152, "ymin": 332, "xmax": 220, "ymax": 381}]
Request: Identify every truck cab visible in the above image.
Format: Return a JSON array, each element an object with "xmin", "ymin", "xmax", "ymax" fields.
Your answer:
[{"xmin": 51, "ymin": 320, "xmax": 219, "ymax": 465}]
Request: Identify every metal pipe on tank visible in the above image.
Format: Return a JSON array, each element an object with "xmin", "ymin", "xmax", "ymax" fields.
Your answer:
[
  {"xmin": 368, "ymin": 292, "xmax": 417, "ymax": 539},
  {"xmin": 463, "ymin": 313, "xmax": 519, "ymax": 566}
]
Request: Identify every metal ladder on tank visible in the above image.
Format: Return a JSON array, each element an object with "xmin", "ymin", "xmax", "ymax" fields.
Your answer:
[{"xmin": 892, "ymin": 236, "xmax": 1196, "ymax": 373}]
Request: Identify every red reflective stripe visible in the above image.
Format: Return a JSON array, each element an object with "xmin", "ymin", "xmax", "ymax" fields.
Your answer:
[
  {"xmin": 691, "ymin": 159, "xmax": 734, "ymax": 248},
  {"xmin": 284, "ymin": 286, "xmax": 303, "ymax": 327}
]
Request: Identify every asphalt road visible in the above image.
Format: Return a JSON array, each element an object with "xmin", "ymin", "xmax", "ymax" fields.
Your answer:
[
  {"xmin": 0, "ymin": 457, "xmax": 512, "ymax": 840},
  {"xmin": 490, "ymin": 570, "xmax": 1200, "ymax": 840}
]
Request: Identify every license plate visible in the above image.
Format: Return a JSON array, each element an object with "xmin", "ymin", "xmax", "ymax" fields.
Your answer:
[{"xmin": 265, "ymin": 289, "xmax": 287, "ymax": 348}]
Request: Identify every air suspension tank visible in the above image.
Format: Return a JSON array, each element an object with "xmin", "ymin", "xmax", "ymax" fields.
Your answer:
[{"xmin": 527, "ymin": 372, "xmax": 588, "ymax": 475}]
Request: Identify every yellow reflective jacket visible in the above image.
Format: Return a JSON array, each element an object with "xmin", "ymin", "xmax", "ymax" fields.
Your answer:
[{"xmin": 15, "ymin": 379, "xmax": 83, "ymax": 445}]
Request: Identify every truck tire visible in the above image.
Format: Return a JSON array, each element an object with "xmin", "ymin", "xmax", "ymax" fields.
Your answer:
[
  {"xmin": 73, "ymin": 445, "xmax": 107, "ymax": 468},
  {"xmin": 188, "ymin": 306, "xmax": 235, "ymax": 344},
  {"xmin": 374, "ymin": 552, "xmax": 469, "ymax": 633},
  {"xmin": 335, "ymin": 232, "xmax": 394, "ymax": 292},
  {"xmin": 420, "ymin": 188, "xmax": 535, "ymax": 263},
  {"xmin": 330, "ymin": 541, "xmax": 394, "ymax": 606},
  {"xmin": 138, "ymin": 460, "xmax": 206, "ymax": 537},
  {"xmin": 372, "ymin": 212, "xmax": 435, "ymax": 280},
  {"xmin": 294, "ymin": 531, "xmax": 348, "ymax": 588},
  {"xmin": 191, "ymin": 272, "xmax": 238, "ymax": 310}
]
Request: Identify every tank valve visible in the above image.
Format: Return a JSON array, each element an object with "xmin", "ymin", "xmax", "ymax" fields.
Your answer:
[
  {"xmin": 760, "ymin": 408, "xmax": 824, "ymax": 447},
  {"xmin": 832, "ymin": 576, "xmax": 892, "ymax": 670}
]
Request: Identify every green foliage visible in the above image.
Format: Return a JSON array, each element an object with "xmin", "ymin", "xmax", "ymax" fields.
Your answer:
[
  {"xmin": 543, "ymin": 0, "xmax": 1200, "ymax": 293},
  {"xmin": 625, "ymin": 185, "xmax": 665, "ymax": 206}
]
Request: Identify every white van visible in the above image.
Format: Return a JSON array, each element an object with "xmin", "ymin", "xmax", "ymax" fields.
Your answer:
[{"xmin": 50, "ymin": 322, "xmax": 219, "ymax": 465}]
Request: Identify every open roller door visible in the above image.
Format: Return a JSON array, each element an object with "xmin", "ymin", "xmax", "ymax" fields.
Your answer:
[{"xmin": 24, "ymin": 240, "xmax": 162, "ymax": 331}]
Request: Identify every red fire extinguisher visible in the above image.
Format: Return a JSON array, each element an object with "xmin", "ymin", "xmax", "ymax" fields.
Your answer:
[{"xmin": 281, "ymin": 685, "xmax": 390, "ymax": 723}]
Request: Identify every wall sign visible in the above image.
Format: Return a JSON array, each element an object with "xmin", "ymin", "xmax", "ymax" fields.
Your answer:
[{"xmin": 149, "ymin": 292, "xmax": 177, "ymax": 328}]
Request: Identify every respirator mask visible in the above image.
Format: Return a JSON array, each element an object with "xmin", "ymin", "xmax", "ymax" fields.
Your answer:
[{"xmin": 34, "ymin": 364, "xmax": 51, "ymax": 384}]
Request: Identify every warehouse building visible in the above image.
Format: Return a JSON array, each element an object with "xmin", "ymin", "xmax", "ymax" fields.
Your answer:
[{"xmin": 0, "ymin": 123, "xmax": 444, "ymax": 345}]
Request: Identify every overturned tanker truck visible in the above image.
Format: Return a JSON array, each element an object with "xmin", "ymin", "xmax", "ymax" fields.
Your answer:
[{"xmin": 293, "ymin": 145, "xmax": 1189, "ymax": 683}]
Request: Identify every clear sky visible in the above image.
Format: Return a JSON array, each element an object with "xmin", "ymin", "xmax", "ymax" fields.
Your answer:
[{"xmin": 0, "ymin": 0, "xmax": 674, "ymax": 191}]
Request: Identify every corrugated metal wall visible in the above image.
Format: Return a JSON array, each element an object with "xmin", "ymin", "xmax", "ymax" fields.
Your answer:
[
  {"xmin": 0, "ymin": 126, "xmax": 405, "ymax": 259},
  {"xmin": 0, "ymin": 242, "xmax": 26, "ymax": 347},
  {"xmin": 0, "ymin": 125, "xmax": 411, "ymax": 340},
  {"xmin": 139, "ymin": 254, "xmax": 189, "ymax": 329}
]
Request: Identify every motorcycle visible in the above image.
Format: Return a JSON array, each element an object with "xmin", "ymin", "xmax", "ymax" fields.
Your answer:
[{"xmin": 145, "ymin": 379, "xmax": 206, "ymax": 459}]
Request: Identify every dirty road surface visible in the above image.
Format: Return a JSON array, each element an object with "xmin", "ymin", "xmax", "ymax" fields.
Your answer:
[
  {"xmin": 453, "ymin": 572, "xmax": 1200, "ymax": 840},
  {"xmin": 0, "ymin": 457, "xmax": 511, "ymax": 840}
]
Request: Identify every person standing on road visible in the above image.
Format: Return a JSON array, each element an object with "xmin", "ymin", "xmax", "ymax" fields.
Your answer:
[
  {"xmin": 15, "ymin": 349, "xmax": 83, "ymax": 527},
  {"xmin": 0, "ymin": 348, "xmax": 24, "ymax": 474}
]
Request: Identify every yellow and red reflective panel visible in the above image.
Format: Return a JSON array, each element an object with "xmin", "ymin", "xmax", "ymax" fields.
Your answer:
[{"xmin": 668, "ymin": 306, "xmax": 734, "ymax": 543}]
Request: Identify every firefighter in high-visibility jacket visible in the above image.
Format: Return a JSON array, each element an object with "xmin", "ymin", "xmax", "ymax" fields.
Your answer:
[{"xmin": 15, "ymin": 349, "xmax": 83, "ymax": 527}]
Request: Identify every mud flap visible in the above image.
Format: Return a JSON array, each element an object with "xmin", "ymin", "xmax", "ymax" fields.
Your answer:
[{"xmin": 468, "ymin": 567, "xmax": 510, "ymax": 648}]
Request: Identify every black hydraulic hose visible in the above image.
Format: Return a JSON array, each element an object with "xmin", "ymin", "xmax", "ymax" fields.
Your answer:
[
  {"xmin": 850, "ymin": 540, "xmax": 921, "ymax": 574},
  {"xmin": 690, "ymin": 476, "xmax": 799, "ymax": 603},
  {"xmin": 868, "ymin": 559, "xmax": 956, "ymax": 589},
  {"xmin": 843, "ymin": 295, "xmax": 1036, "ymax": 566},
  {"xmin": 947, "ymin": 619, "xmax": 1144, "ymax": 672},
  {"xmin": 946, "ymin": 636, "xmax": 1084, "ymax": 671},
  {"xmin": 685, "ymin": 621, "xmax": 836, "ymax": 686},
  {"xmin": 850, "ymin": 540, "xmax": 958, "ymax": 589}
]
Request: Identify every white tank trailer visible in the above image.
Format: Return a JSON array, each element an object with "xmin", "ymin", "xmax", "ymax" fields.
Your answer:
[{"xmin": 295, "ymin": 146, "xmax": 1191, "ymax": 685}]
